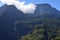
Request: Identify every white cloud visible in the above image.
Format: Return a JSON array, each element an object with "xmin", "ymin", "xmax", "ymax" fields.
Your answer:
[{"xmin": 0, "ymin": 0, "xmax": 37, "ymax": 13}]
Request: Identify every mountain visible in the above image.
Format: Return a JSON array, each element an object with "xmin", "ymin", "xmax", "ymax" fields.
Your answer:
[
  {"xmin": 35, "ymin": 4, "xmax": 52, "ymax": 14},
  {"xmin": 35, "ymin": 4, "xmax": 60, "ymax": 18},
  {"xmin": 0, "ymin": 5, "xmax": 8, "ymax": 16},
  {"xmin": 0, "ymin": 3, "xmax": 60, "ymax": 40},
  {"xmin": 0, "ymin": 5, "xmax": 32, "ymax": 40}
]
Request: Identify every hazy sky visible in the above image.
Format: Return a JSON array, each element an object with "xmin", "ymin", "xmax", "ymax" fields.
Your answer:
[{"xmin": 0, "ymin": 0, "xmax": 60, "ymax": 10}]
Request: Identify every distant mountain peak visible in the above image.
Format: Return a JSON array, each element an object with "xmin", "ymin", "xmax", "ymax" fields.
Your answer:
[
  {"xmin": 35, "ymin": 3, "xmax": 60, "ymax": 15},
  {"xmin": 37, "ymin": 3, "xmax": 51, "ymax": 7},
  {"xmin": 0, "ymin": 4, "xmax": 24, "ymax": 16}
]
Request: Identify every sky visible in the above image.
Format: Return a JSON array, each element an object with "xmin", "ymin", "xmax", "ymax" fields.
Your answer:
[
  {"xmin": 20, "ymin": 0, "xmax": 60, "ymax": 10},
  {"xmin": 0, "ymin": 0, "xmax": 60, "ymax": 11}
]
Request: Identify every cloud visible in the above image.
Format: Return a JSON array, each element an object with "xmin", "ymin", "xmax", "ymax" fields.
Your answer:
[{"xmin": 0, "ymin": 0, "xmax": 37, "ymax": 13}]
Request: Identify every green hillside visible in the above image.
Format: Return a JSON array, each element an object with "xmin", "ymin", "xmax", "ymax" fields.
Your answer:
[{"xmin": 20, "ymin": 17, "xmax": 60, "ymax": 40}]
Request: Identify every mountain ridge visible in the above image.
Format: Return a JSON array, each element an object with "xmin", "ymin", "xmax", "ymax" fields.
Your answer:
[{"xmin": 0, "ymin": 3, "xmax": 60, "ymax": 16}]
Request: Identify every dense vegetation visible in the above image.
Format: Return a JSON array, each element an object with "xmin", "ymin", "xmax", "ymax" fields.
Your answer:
[{"xmin": 19, "ymin": 17, "xmax": 60, "ymax": 40}]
